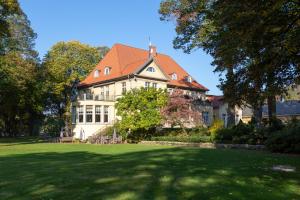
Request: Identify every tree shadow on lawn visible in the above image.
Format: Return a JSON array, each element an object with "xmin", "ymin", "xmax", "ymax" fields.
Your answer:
[{"xmin": 0, "ymin": 147, "xmax": 299, "ymax": 200}]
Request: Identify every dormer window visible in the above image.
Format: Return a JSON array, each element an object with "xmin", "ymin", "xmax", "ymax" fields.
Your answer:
[
  {"xmin": 104, "ymin": 67, "xmax": 111, "ymax": 75},
  {"xmin": 146, "ymin": 66, "xmax": 155, "ymax": 72},
  {"xmin": 186, "ymin": 76, "xmax": 192, "ymax": 83},
  {"xmin": 171, "ymin": 73, "xmax": 177, "ymax": 80},
  {"xmin": 94, "ymin": 69, "xmax": 99, "ymax": 78}
]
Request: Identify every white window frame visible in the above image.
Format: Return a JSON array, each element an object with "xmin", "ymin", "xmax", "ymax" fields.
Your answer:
[
  {"xmin": 95, "ymin": 105, "xmax": 101, "ymax": 123},
  {"xmin": 122, "ymin": 82, "xmax": 126, "ymax": 94},
  {"xmin": 145, "ymin": 82, "xmax": 151, "ymax": 89},
  {"xmin": 146, "ymin": 66, "xmax": 155, "ymax": 72},
  {"xmin": 171, "ymin": 73, "xmax": 177, "ymax": 80},
  {"xmin": 104, "ymin": 67, "xmax": 110, "ymax": 75},
  {"xmin": 85, "ymin": 105, "xmax": 93, "ymax": 123},
  {"xmin": 78, "ymin": 105, "xmax": 84, "ymax": 123},
  {"xmin": 94, "ymin": 69, "xmax": 99, "ymax": 78},
  {"xmin": 152, "ymin": 82, "xmax": 157, "ymax": 89},
  {"xmin": 104, "ymin": 106, "xmax": 109, "ymax": 123}
]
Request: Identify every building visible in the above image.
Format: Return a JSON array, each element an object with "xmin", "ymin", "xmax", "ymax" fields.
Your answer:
[
  {"xmin": 207, "ymin": 95, "xmax": 242, "ymax": 127},
  {"xmin": 208, "ymin": 95, "xmax": 300, "ymax": 125},
  {"xmin": 71, "ymin": 43, "xmax": 211, "ymax": 139}
]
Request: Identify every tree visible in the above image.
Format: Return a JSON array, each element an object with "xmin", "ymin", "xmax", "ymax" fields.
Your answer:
[
  {"xmin": 0, "ymin": 0, "xmax": 43, "ymax": 136},
  {"xmin": 161, "ymin": 89, "xmax": 202, "ymax": 133},
  {"xmin": 42, "ymin": 41, "xmax": 109, "ymax": 135},
  {"xmin": 115, "ymin": 88, "xmax": 167, "ymax": 139},
  {"xmin": 159, "ymin": 0, "xmax": 300, "ymax": 124}
]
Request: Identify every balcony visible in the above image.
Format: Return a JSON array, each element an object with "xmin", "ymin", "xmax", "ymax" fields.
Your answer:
[{"xmin": 78, "ymin": 94, "xmax": 115, "ymax": 101}]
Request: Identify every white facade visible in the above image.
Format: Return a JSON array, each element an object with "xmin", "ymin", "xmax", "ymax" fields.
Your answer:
[{"xmin": 72, "ymin": 60, "xmax": 210, "ymax": 139}]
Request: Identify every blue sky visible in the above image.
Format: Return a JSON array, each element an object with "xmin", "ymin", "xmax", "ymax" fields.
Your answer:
[{"xmin": 19, "ymin": 0, "xmax": 222, "ymax": 95}]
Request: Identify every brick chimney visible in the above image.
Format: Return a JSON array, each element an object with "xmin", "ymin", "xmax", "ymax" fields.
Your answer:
[{"xmin": 149, "ymin": 45, "xmax": 157, "ymax": 58}]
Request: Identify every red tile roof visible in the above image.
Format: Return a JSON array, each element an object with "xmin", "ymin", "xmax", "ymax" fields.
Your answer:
[
  {"xmin": 207, "ymin": 95, "xmax": 224, "ymax": 108},
  {"xmin": 80, "ymin": 43, "xmax": 208, "ymax": 91}
]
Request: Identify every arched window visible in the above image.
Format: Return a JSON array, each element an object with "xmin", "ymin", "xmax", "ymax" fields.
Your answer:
[
  {"xmin": 104, "ymin": 67, "xmax": 110, "ymax": 75},
  {"xmin": 94, "ymin": 69, "xmax": 99, "ymax": 78},
  {"xmin": 146, "ymin": 66, "xmax": 155, "ymax": 72},
  {"xmin": 171, "ymin": 73, "xmax": 177, "ymax": 80}
]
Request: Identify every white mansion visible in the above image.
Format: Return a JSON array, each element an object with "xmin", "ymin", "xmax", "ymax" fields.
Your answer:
[{"xmin": 71, "ymin": 43, "xmax": 212, "ymax": 139}]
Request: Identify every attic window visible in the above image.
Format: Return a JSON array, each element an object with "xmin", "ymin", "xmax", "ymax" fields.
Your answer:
[
  {"xmin": 94, "ymin": 69, "xmax": 99, "ymax": 78},
  {"xmin": 104, "ymin": 67, "xmax": 110, "ymax": 75},
  {"xmin": 171, "ymin": 73, "xmax": 177, "ymax": 80},
  {"xmin": 146, "ymin": 66, "xmax": 155, "ymax": 72},
  {"xmin": 186, "ymin": 76, "xmax": 192, "ymax": 83}
]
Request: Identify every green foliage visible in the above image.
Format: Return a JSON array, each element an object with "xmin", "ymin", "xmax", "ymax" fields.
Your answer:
[
  {"xmin": 266, "ymin": 119, "xmax": 300, "ymax": 153},
  {"xmin": 116, "ymin": 87, "xmax": 168, "ymax": 134},
  {"xmin": 209, "ymin": 119, "xmax": 224, "ymax": 140},
  {"xmin": 42, "ymin": 41, "xmax": 108, "ymax": 135},
  {"xmin": 212, "ymin": 121, "xmax": 266, "ymax": 145},
  {"xmin": 159, "ymin": 0, "xmax": 300, "ymax": 123}
]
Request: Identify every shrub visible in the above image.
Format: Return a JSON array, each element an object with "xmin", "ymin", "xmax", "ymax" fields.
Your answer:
[
  {"xmin": 266, "ymin": 120, "xmax": 300, "ymax": 153},
  {"xmin": 150, "ymin": 134, "xmax": 211, "ymax": 143},
  {"xmin": 209, "ymin": 119, "xmax": 224, "ymax": 140}
]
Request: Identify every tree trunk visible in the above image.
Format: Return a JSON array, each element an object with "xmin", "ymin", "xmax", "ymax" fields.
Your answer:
[{"xmin": 267, "ymin": 95, "xmax": 276, "ymax": 124}]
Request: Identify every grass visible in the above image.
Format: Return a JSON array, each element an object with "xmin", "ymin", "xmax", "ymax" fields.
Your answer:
[{"xmin": 0, "ymin": 138, "xmax": 300, "ymax": 200}]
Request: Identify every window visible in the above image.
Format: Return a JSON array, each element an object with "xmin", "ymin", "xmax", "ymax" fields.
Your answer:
[
  {"xmin": 86, "ymin": 105, "xmax": 93, "ymax": 123},
  {"xmin": 78, "ymin": 105, "xmax": 84, "ymax": 123},
  {"xmin": 167, "ymin": 88, "xmax": 173, "ymax": 94},
  {"xmin": 71, "ymin": 106, "xmax": 76, "ymax": 124},
  {"xmin": 145, "ymin": 82, "xmax": 150, "ymax": 89},
  {"xmin": 152, "ymin": 83, "xmax": 157, "ymax": 89},
  {"xmin": 105, "ymin": 86, "xmax": 109, "ymax": 99},
  {"xmin": 122, "ymin": 82, "xmax": 126, "ymax": 94},
  {"xmin": 104, "ymin": 67, "xmax": 110, "ymax": 75},
  {"xmin": 100, "ymin": 87, "xmax": 104, "ymax": 99},
  {"xmin": 171, "ymin": 73, "xmax": 177, "ymax": 80},
  {"xmin": 146, "ymin": 66, "xmax": 155, "ymax": 72},
  {"xmin": 202, "ymin": 111, "xmax": 209, "ymax": 124},
  {"xmin": 186, "ymin": 76, "xmax": 192, "ymax": 83},
  {"xmin": 104, "ymin": 106, "xmax": 109, "ymax": 123},
  {"xmin": 95, "ymin": 105, "xmax": 101, "ymax": 123},
  {"xmin": 94, "ymin": 69, "xmax": 99, "ymax": 78}
]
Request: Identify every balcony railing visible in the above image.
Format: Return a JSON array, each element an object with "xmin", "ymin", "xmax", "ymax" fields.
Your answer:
[{"xmin": 78, "ymin": 94, "xmax": 115, "ymax": 101}]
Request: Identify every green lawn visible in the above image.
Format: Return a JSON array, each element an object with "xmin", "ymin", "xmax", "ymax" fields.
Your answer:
[{"xmin": 0, "ymin": 139, "xmax": 299, "ymax": 200}]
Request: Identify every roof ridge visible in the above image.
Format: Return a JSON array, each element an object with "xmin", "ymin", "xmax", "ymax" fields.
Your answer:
[{"xmin": 114, "ymin": 43, "xmax": 170, "ymax": 57}]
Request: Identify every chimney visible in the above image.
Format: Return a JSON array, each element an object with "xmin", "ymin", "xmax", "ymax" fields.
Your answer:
[{"xmin": 149, "ymin": 45, "xmax": 157, "ymax": 58}]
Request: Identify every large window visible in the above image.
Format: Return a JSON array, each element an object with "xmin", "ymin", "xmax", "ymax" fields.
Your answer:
[
  {"xmin": 86, "ymin": 105, "xmax": 93, "ymax": 123},
  {"xmin": 71, "ymin": 106, "xmax": 76, "ymax": 124},
  {"xmin": 152, "ymin": 83, "xmax": 157, "ymax": 89},
  {"xmin": 122, "ymin": 82, "xmax": 126, "ymax": 94},
  {"xmin": 78, "ymin": 105, "xmax": 83, "ymax": 123},
  {"xmin": 95, "ymin": 105, "xmax": 101, "ymax": 123},
  {"xmin": 202, "ymin": 111, "xmax": 209, "ymax": 124},
  {"xmin": 104, "ymin": 106, "xmax": 109, "ymax": 123}
]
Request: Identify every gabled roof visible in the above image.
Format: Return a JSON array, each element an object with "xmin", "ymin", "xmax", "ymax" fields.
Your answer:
[
  {"xmin": 207, "ymin": 95, "xmax": 224, "ymax": 108},
  {"xmin": 80, "ymin": 43, "xmax": 208, "ymax": 91}
]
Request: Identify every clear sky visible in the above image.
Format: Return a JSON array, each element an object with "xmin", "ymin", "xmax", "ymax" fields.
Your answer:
[{"xmin": 19, "ymin": 0, "xmax": 222, "ymax": 95}]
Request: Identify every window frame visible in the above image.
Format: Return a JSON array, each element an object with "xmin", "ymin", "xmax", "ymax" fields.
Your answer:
[
  {"xmin": 104, "ymin": 67, "xmax": 110, "ymax": 75},
  {"xmin": 146, "ymin": 66, "xmax": 155, "ymax": 72},
  {"xmin": 94, "ymin": 69, "xmax": 99, "ymax": 78},
  {"xmin": 95, "ymin": 105, "xmax": 101, "ymax": 123},
  {"xmin": 171, "ymin": 73, "xmax": 177, "ymax": 80},
  {"xmin": 145, "ymin": 82, "xmax": 150, "ymax": 89},
  {"xmin": 85, "ymin": 105, "xmax": 93, "ymax": 123},
  {"xmin": 104, "ymin": 106, "xmax": 109, "ymax": 123},
  {"xmin": 122, "ymin": 82, "xmax": 127, "ymax": 94},
  {"xmin": 78, "ymin": 105, "xmax": 84, "ymax": 123}
]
